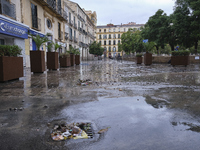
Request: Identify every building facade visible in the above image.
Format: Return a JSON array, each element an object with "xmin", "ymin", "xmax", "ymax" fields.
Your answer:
[
  {"xmin": 96, "ymin": 22, "xmax": 144, "ymax": 57},
  {"xmin": 0, "ymin": 0, "xmax": 96, "ymax": 67}
]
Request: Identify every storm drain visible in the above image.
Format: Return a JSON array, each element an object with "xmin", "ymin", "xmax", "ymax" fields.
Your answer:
[
  {"xmin": 51, "ymin": 122, "xmax": 95, "ymax": 141},
  {"xmin": 79, "ymin": 122, "xmax": 94, "ymax": 139}
]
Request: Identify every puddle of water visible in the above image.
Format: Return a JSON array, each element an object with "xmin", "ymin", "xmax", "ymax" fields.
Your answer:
[{"xmin": 61, "ymin": 96, "xmax": 200, "ymax": 150}]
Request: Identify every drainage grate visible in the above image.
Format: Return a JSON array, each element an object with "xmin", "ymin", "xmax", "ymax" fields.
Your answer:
[{"xmin": 77, "ymin": 122, "xmax": 94, "ymax": 139}]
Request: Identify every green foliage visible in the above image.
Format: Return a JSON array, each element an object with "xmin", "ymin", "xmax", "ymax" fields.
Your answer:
[
  {"xmin": 141, "ymin": 9, "xmax": 170, "ymax": 50},
  {"xmin": 54, "ymin": 43, "xmax": 60, "ymax": 52},
  {"xmin": 136, "ymin": 53, "xmax": 143, "ymax": 57},
  {"xmin": 120, "ymin": 29, "xmax": 143, "ymax": 54},
  {"xmin": 60, "ymin": 53, "xmax": 70, "ymax": 58},
  {"xmin": 171, "ymin": 50, "xmax": 190, "ymax": 56},
  {"xmin": 0, "ymin": 45, "xmax": 22, "ymax": 57},
  {"xmin": 143, "ymin": 42, "xmax": 155, "ymax": 53},
  {"xmin": 69, "ymin": 46, "xmax": 80, "ymax": 55},
  {"xmin": 89, "ymin": 41, "xmax": 104, "ymax": 56},
  {"xmin": 30, "ymin": 34, "xmax": 49, "ymax": 51}
]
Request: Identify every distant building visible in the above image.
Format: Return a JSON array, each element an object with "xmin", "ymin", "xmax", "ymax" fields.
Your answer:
[{"xmin": 96, "ymin": 22, "xmax": 144, "ymax": 57}]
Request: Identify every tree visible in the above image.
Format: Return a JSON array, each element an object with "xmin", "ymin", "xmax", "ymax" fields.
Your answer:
[
  {"xmin": 120, "ymin": 28, "xmax": 135, "ymax": 54},
  {"xmin": 89, "ymin": 41, "xmax": 104, "ymax": 56},
  {"xmin": 174, "ymin": 0, "xmax": 200, "ymax": 54},
  {"xmin": 141, "ymin": 9, "xmax": 170, "ymax": 53}
]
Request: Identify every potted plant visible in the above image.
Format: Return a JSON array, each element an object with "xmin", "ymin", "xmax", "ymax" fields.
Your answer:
[
  {"xmin": 171, "ymin": 50, "xmax": 190, "ymax": 66},
  {"xmin": 136, "ymin": 53, "xmax": 143, "ymax": 64},
  {"xmin": 73, "ymin": 48, "xmax": 81, "ymax": 65},
  {"xmin": 69, "ymin": 46, "xmax": 76, "ymax": 66},
  {"xmin": 30, "ymin": 34, "xmax": 49, "ymax": 73},
  {"xmin": 0, "ymin": 45, "xmax": 23, "ymax": 82},
  {"xmin": 143, "ymin": 42, "xmax": 155, "ymax": 65},
  {"xmin": 59, "ymin": 52, "xmax": 71, "ymax": 67},
  {"xmin": 47, "ymin": 42, "xmax": 60, "ymax": 70}
]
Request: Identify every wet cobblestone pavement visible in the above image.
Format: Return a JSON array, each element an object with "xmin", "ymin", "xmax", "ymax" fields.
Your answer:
[{"xmin": 0, "ymin": 59, "xmax": 200, "ymax": 150}]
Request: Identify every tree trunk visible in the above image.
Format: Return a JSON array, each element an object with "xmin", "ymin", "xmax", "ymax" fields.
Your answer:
[{"xmin": 170, "ymin": 44, "xmax": 174, "ymax": 51}]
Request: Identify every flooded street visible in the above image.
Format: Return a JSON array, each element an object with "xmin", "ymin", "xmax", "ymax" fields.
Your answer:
[{"xmin": 0, "ymin": 59, "xmax": 200, "ymax": 150}]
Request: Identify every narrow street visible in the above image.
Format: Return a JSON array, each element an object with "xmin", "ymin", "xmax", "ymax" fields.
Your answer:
[{"xmin": 0, "ymin": 59, "xmax": 200, "ymax": 150}]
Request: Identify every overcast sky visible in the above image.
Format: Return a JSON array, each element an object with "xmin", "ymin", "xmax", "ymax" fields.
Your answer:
[{"xmin": 71, "ymin": 0, "xmax": 175, "ymax": 25}]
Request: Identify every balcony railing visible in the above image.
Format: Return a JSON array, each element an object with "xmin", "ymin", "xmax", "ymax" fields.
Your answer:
[
  {"xmin": 35, "ymin": 0, "xmax": 68, "ymax": 22},
  {"xmin": 0, "ymin": 0, "xmax": 16, "ymax": 19},
  {"xmin": 74, "ymin": 37, "xmax": 78, "ymax": 43},
  {"xmin": 69, "ymin": 36, "xmax": 73, "ymax": 41},
  {"xmin": 65, "ymin": 32, "xmax": 68, "ymax": 40},
  {"xmin": 74, "ymin": 23, "xmax": 77, "ymax": 29},
  {"xmin": 58, "ymin": 31, "xmax": 63, "ymax": 40},
  {"xmin": 69, "ymin": 20, "xmax": 73, "ymax": 26},
  {"xmin": 32, "ymin": 17, "xmax": 41, "ymax": 31}
]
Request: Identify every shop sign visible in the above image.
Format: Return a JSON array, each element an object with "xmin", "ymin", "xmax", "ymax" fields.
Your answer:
[{"xmin": 0, "ymin": 18, "xmax": 28, "ymax": 39}]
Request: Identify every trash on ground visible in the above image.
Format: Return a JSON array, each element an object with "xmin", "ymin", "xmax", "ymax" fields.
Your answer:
[
  {"xmin": 51, "ymin": 122, "xmax": 93, "ymax": 141},
  {"xmin": 98, "ymin": 127, "xmax": 111, "ymax": 134},
  {"xmin": 77, "ymin": 79, "xmax": 93, "ymax": 86}
]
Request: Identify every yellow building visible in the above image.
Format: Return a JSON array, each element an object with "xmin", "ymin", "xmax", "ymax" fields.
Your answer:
[{"xmin": 96, "ymin": 22, "xmax": 144, "ymax": 57}]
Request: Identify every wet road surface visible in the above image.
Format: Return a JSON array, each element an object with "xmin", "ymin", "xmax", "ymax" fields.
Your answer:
[{"xmin": 0, "ymin": 59, "xmax": 200, "ymax": 150}]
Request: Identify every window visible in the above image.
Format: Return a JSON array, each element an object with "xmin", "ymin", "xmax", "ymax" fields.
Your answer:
[
  {"xmin": 113, "ymin": 47, "xmax": 116, "ymax": 52},
  {"xmin": 114, "ymin": 28, "xmax": 115, "ymax": 32},
  {"xmin": 31, "ymin": 3, "xmax": 38, "ymax": 29},
  {"xmin": 114, "ymin": 34, "xmax": 116, "ymax": 39},
  {"xmin": 118, "ymin": 28, "xmax": 120, "ymax": 32},
  {"xmin": 104, "ymin": 47, "xmax": 107, "ymax": 51},
  {"xmin": 109, "ymin": 47, "xmax": 111, "ymax": 52},
  {"xmin": 58, "ymin": 22, "xmax": 61, "ymax": 39},
  {"xmin": 118, "ymin": 40, "xmax": 120, "ymax": 44},
  {"xmin": 99, "ymin": 29, "xmax": 101, "ymax": 32},
  {"xmin": 124, "ymin": 28, "xmax": 126, "ymax": 32},
  {"xmin": 113, "ymin": 40, "xmax": 116, "ymax": 45},
  {"xmin": 104, "ymin": 41, "xmax": 106, "ymax": 45},
  {"xmin": 109, "ymin": 34, "xmax": 111, "ymax": 39},
  {"xmin": 46, "ymin": 19, "xmax": 52, "ymax": 29},
  {"xmin": 109, "ymin": 29, "xmax": 111, "ymax": 32},
  {"xmin": 69, "ymin": 27, "xmax": 72, "ymax": 40},
  {"xmin": 99, "ymin": 35, "xmax": 102, "ymax": 39},
  {"xmin": 0, "ymin": 39, "xmax": 5, "ymax": 45},
  {"xmin": 109, "ymin": 40, "xmax": 111, "ymax": 45},
  {"xmin": 103, "ymin": 34, "xmax": 107, "ymax": 39},
  {"xmin": 104, "ymin": 29, "xmax": 106, "ymax": 33},
  {"xmin": 118, "ymin": 34, "xmax": 120, "ymax": 38},
  {"xmin": 99, "ymin": 41, "xmax": 102, "ymax": 45}
]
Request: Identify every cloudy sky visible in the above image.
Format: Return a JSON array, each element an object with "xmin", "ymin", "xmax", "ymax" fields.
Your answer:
[{"xmin": 71, "ymin": 0, "xmax": 175, "ymax": 25}]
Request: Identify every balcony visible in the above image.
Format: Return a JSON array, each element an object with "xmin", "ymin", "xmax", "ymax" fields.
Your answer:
[
  {"xmin": 69, "ymin": 20, "xmax": 73, "ymax": 26},
  {"xmin": 58, "ymin": 31, "xmax": 63, "ymax": 40},
  {"xmin": 65, "ymin": 32, "xmax": 68, "ymax": 40},
  {"xmin": 32, "ymin": 17, "xmax": 41, "ymax": 31},
  {"xmin": 69, "ymin": 36, "xmax": 73, "ymax": 42},
  {"xmin": 0, "ymin": 0, "xmax": 16, "ymax": 20},
  {"xmin": 74, "ymin": 37, "xmax": 78, "ymax": 43},
  {"xmin": 34, "ymin": 0, "xmax": 68, "ymax": 22},
  {"xmin": 74, "ymin": 23, "xmax": 77, "ymax": 29}
]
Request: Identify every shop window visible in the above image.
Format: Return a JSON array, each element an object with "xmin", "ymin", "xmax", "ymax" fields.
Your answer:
[{"xmin": 0, "ymin": 39, "xmax": 5, "ymax": 45}]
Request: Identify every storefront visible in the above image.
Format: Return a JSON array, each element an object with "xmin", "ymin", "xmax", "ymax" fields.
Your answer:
[{"xmin": 0, "ymin": 15, "xmax": 29, "ymax": 66}]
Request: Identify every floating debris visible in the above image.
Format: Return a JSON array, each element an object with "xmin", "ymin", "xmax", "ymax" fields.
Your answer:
[
  {"xmin": 98, "ymin": 127, "xmax": 111, "ymax": 134},
  {"xmin": 77, "ymin": 79, "xmax": 93, "ymax": 86}
]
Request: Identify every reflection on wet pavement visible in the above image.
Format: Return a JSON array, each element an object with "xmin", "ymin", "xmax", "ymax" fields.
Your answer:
[{"xmin": 0, "ymin": 59, "xmax": 200, "ymax": 150}]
